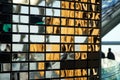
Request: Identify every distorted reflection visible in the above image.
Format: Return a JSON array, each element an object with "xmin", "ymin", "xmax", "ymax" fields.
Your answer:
[{"xmin": 0, "ymin": 0, "xmax": 100, "ymax": 79}]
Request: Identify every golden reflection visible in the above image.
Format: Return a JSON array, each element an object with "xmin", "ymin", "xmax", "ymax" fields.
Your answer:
[{"xmin": 29, "ymin": 0, "xmax": 100, "ymax": 79}]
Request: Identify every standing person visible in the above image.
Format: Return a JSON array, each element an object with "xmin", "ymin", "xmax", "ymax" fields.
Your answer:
[{"xmin": 107, "ymin": 48, "xmax": 115, "ymax": 60}]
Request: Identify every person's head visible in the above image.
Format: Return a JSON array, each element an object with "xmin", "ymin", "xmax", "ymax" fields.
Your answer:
[{"xmin": 108, "ymin": 48, "xmax": 111, "ymax": 52}]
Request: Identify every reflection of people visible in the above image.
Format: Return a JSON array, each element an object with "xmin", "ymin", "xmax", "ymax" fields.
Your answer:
[{"xmin": 107, "ymin": 48, "xmax": 115, "ymax": 60}]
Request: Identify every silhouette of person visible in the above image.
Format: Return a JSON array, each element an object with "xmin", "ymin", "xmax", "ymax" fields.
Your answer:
[
  {"xmin": 107, "ymin": 48, "xmax": 115, "ymax": 60},
  {"xmin": 101, "ymin": 51, "xmax": 105, "ymax": 58}
]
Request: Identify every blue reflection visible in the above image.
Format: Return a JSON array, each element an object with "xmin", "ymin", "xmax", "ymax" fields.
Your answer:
[
  {"xmin": 102, "ymin": 0, "xmax": 120, "ymax": 15},
  {"xmin": 102, "ymin": 0, "xmax": 118, "ymax": 10}
]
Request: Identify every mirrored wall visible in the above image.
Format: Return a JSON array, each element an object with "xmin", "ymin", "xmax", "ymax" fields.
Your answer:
[{"xmin": 0, "ymin": 0, "xmax": 101, "ymax": 80}]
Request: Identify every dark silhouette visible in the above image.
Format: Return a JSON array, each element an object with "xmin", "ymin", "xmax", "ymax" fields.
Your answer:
[
  {"xmin": 107, "ymin": 48, "xmax": 115, "ymax": 60},
  {"xmin": 12, "ymin": 54, "xmax": 18, "ymax": 60},
  {"xmin": 101, "ymin": 51, "xmax": 105, "ymax": 58}
]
